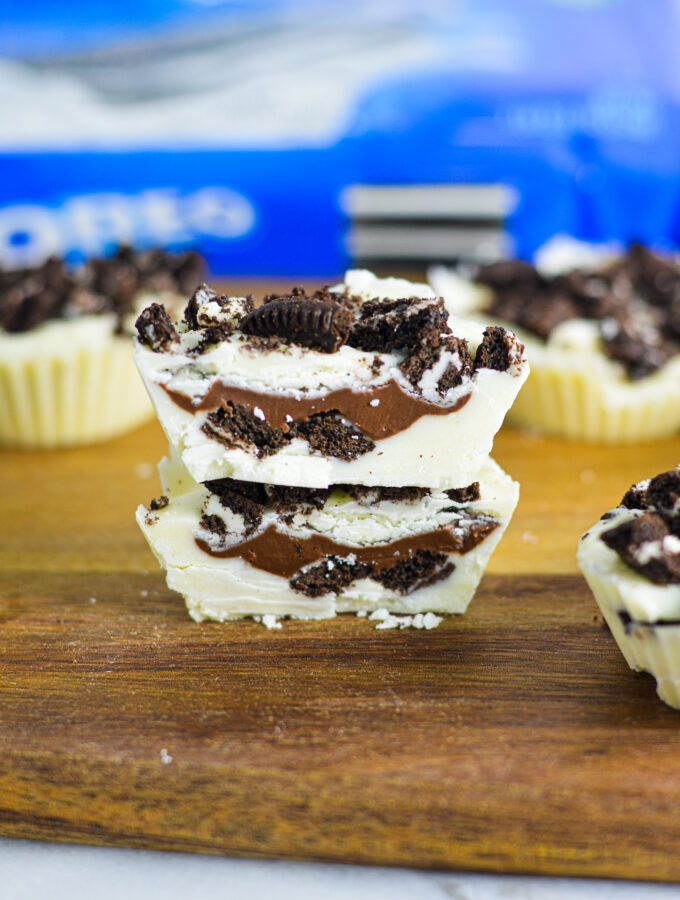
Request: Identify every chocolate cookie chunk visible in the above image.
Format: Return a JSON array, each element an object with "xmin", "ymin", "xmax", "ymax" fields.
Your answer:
[
  {"xmin": 241, "ymin": 297, "xmax": 354, "ymax": 353},
  {"xmin": 202, "ymin": 403, "xmax": 291, "ymax": 457},
  {"xmin": 290, "ymin": 556, "xmax": 373, "ymax": 597},
  {"xmin": 445, "ymin": 482, "xmax": 481, "ymax": 504},
  {"xmin": 374, "ymin": 550, "xmax": 455, "ymax": 595},
  {"xmin": 293, "ymin": 412, "xmax": 375, "ymax": 461},
  {"xmin": 135, "ymin": 303, "xmax": 179, "ymax": 351},
  {"xmin": 347, "ymin": 297, "xmax": 448, "ymax": 354},
  {"xmin": 474, "ymin": 326, "xmax": 520, "ymax": 372},
  {"xmin": 602, "ymin": 512, "xmax": 680, "ymax": 584},
  {"xmin": 203, "ymin": 477, "xmax": 267, "ymax": 534}
]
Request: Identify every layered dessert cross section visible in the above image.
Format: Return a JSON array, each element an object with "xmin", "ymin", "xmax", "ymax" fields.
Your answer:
[
  {"xmin": 137, "ymin": 455, "xmax": 518, "ymax": 622},
  {"xmin": 134, "ymin": 271, "xmax": 528, "ymax": 488}
]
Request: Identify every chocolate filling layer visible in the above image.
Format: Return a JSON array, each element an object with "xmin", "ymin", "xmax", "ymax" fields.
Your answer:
[
  {"xmin": 195, "ymin": 517, "xmax": 498, "ymax": 578},
  {"xmin": 165, "ymin": 380, "xmax": 471, "ymax": 441}
]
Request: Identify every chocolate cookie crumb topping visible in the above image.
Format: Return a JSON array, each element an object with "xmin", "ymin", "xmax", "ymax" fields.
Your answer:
[
  {"xmin": 621, "ymin": 485, "xmax": 649, "ymax": 510},
  {"xmin": 602, "ymin": 512, "xmax": 680, "ymax": 584},
  {"xmin": 445, "ymin": 482, "xmax": 481, "ymax": 504},
  {"xmin": 347, "ymin": 296, "xmax": 448, "ymax": 354},
  {"xmin": 241, "ymin": 297, "xmax": 354, "ymax": 353},
  {"xmin": 135, "ymin": 304, "xmax": 179, "ymax": 351},
  {"xmin": 647, "ymin": 470, "xmax": 680, "ymax": 528},
  {"xmin": 149, "ymin": 495, "xmax": 169, "ymax": 510}
]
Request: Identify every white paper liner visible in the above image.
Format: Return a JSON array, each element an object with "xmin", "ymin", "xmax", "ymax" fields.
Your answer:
[
  {"xmin": 0, "ymin": 337, "xmax": 152, "ymax": 448},
  {"xmin": 580, "ymin": 566, "xmax": 680, "ymax": 709},
  {"xmin": 507, "ymin": 357, "xmax": 680, "ymax": 443}
]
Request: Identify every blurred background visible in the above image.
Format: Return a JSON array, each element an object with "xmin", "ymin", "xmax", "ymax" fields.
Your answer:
[{"xmin": 3, "ymin": 0, "xmax": 680, "ymax": 278}]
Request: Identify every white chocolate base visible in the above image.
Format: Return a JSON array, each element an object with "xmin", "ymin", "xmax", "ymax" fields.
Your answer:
[
  {"xmin": 137, "ymin": 455, "xmax": 519, "ymax": 623},
  {"xmin": 578, "ymin": 511, "xmax": 680, "ymax": 708}
]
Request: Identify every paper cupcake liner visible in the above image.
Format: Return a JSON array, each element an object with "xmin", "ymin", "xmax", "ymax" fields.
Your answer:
[
  {"xmin": 507, "ymin": 360, "xmax": 680, "ymax": 443},
  {"xmin": 0, "ymin": 337, "xmax": 153, "ymax": 449},
  {"xmin": 581, "ymin": 567, "xmax": 680, "ymax": 709}
]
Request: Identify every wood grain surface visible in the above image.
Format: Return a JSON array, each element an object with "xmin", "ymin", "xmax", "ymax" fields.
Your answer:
[{"xmin": 2, "ymin": 398, "xmax": 680, "ymax": 878}]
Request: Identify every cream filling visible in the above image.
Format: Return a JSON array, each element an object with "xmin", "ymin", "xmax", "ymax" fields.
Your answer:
[
  {"xmin": 137, "ymin": 454, "xmax": 519, "ymax": 621},
  {"xmin": 578, "ymin": 509, "xmax": 680, "ymax": 623}
]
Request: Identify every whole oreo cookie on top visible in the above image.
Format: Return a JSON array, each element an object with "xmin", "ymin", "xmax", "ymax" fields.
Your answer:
[{"xmin": 241, "ymin": 293, "xmax": 354, "ymax": 353}]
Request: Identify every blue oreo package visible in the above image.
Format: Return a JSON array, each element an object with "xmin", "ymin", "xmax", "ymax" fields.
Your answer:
[{"xmin": 1, "ymin": 0, "xmax": 680, "ymax": 275}]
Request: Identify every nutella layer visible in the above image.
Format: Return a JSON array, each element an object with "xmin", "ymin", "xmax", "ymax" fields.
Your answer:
[
  {"xmin": 578, "ymin": 467, "xmax": 680, "ymax": 708},
  {"xmin": 137, "ymin": 454, "xmax": 519, "ymax": 622},
  {"xmin": 134, "ymin": 271, "xmax": 528, "ymax": 488}
]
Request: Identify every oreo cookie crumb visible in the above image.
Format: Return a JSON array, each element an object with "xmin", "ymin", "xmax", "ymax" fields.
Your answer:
[
  {"xmin": 600, "ymin": 313, "xmax": 676, "ymax": 380},
  {"xmin": 445, "ymin": 482, "xmax": 481, "ymax": 504},
  {"xmin": 266, "ymin": 485, "xmax": 331, "ymax": 512},
  {"xmin": 475, "ymin": 259, "xmax": 542, "ymax": 290},
  {"xmin": 621, "ymin": 484, "xmax": 649, "ymax": 510},
  {"xmin": 202, "ymin": 403, "xmax": 290, "ymax": 457},
  {"xmin": 149, "ymin": 495, "xmax": 169, "ymax": 510},
  {"xmin": 400, "ymin": 333, "xmax": 473, "ymax": 392},
  {"xmin": 290, "ymin": 556, "xmax": 372, "ymax": 597},
  {"xmin": 340, "ymin": 485, "xmax": 428, "ymax": 504},
  {"xmin": 647, "ymin": 469, "xmax": 680, "ymax": 530},
  {"xmin": 135, "ymin": 303, "xmax": 179, "ymax": 351},
  {"xmin": 347, "ymin": 297, "xmax": 448, "ymax": 354},
  {"xmin": 241, "ymin": 295, "xmax": 354, "ymax": 353},
  {"xmin": 602, "ymin": 512, "xmax": 680, "ymax": 584},
  {"xmin": 203, "ymin": 477, "xmax": 266, "ymax": 534},
  {"xmin": 474, "ymin": 326, "xmax": 519, "ymax": 372},
  {"xmin": 293, "ymin": 412, "xmax": 375, "ymax": 460},
  {"xmin": 374, "ymin": 550, "xmax": 455, "ymax": 595}
]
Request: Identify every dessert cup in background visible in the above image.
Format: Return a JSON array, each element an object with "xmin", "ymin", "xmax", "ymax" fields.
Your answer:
[
  {"xmin": 578, "ymin": 468, "xmax": 680, "ymax": 708},
  {"xmin": 0, "ymin": 247, "xmax": 203, "ymax": 448},
  {"xmin": 430, "ymin": 238, "xmax": 680, "ymax": 443}
]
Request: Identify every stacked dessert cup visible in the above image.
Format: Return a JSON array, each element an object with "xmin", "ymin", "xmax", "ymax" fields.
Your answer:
[{"xmin": 134, "ymin": 271, "xmax": 529, "ymax": 625}]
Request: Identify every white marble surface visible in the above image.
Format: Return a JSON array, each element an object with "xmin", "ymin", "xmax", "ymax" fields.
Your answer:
[{"xmin": 1, "ymin": 839, "xmax": 680, "ymax": 899}]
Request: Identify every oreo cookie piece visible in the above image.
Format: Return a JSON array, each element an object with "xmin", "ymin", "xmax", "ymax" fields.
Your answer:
[
  {"xmin": 601, "ymin": 512, "xmax": 680, "ymax": 584},
  {"xmin": 135, "ymin": 303, "xmax": 179, "ymax": 352},
  {"xmin": 241, "ymin": 297, "xmax": 354, "ymax": 353}
]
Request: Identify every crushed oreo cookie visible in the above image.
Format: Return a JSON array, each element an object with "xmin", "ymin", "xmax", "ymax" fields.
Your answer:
[
  {"xmin": 373, "ymin": 550, "xmax": 455, "ymax": 595},
  {"xmin": 445, "ymin": 482, "xmax": 481, "ymax": 504},
  {"xmin": 202, "ymin": 403, "xmax": 291, "ymax": 457},
  {"xmin": 241, "ymin": 290, "xmax": 354, "ymax": 353},
  {"xmin": 292, "ymin": 412, "xmax": 375, "ymax": 461},
  {"xmin": 135, "ymin": 304, "xmax": 179, "ymax": 351},
  {"xmin": 347, "ymin": 296, "xmax": 448, "ymax": 354},
  {"xmin": 289, "ymin": 549, "xmax": 455, "ymax": 598},
  {"xmin": 474, "ymin": 326, "xmax": 520, "ymax": 372},
  {"xmin": 290, "ymin": 556, "xmax": 373, "ymax": 597},
  {"xmin": 201, "ymin": 403, "xmax": 375, "ymax": 461},
  {"xmin": 340, "ymin": 485, "xmax": 428, "ymax": 504},
  {"xmin": 0, "ymin": 245, "xmax": 204, "ymax": 334},
  {"xmin": 475, "ymin": 244, "xmax": 680, "ymax": 379},
  {"xmin": 203, "ymin": 477, "xmax": 267, "ymax": 534},
  {"xmin": 602, "ymin": 468, "xmax": 680, "ymax": 583},
  {"xmin": 148, "ymin": 495, "xmax": 169, "ymax": 510},
  {"xmin": 265, "ymin": 485, "xmax": 331, "ymax": 512}
]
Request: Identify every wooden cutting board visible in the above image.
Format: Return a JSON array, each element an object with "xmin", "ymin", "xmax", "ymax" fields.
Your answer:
[{"xmin": 3, "ymin": 415, "xmax": 680, "ymax": 881}]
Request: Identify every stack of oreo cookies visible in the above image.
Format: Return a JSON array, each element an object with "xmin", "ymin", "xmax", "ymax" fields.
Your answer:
[{"xmin": 134, "ymin": 271, "xmax": 528, "ymax": 625}]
